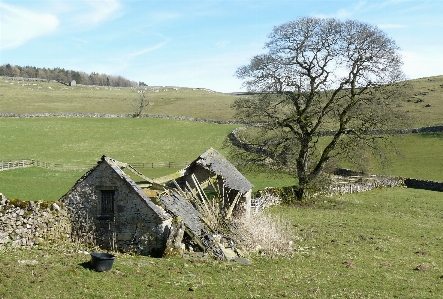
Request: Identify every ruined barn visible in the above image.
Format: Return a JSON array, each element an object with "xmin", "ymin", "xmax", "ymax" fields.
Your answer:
[
  {"xmin": 60, "ymin": 156, "xmax": 171, "ymax": 256},
  {"xmin": 60, "ymin": 148, "xmax": 253, "ymax": 257},
  {"xmin": 163, "ymin": 148, "xmax": 253, "ymax": 218}
]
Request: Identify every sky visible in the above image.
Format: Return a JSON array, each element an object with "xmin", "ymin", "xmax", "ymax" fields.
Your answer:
[{"xmin": 1, "ymin": 0, "xmax": 442, "ymax": 93}]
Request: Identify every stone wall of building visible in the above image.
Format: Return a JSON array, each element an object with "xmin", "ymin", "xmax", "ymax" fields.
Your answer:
[
  {"xmin": 0, "ymin": 197, "xmax": 71, "ymax": 249},
  {"xmin": 60, "ymin": 161, "xmax": 172, "ymax": 256}
]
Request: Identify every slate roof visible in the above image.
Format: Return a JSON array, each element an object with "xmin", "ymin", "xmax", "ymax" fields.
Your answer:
[
  {"xmin": 185, "ymin": 148, "xmax": 253, "ymax": 194},
  {"xmin": 158, "ymin": 191, "xmax": 207, "ymax": 238}
]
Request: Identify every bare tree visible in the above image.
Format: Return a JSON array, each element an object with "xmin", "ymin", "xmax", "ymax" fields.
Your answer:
[
  {"xmin": 132, "ymin": 89, "xmax": 153, "ymax": 117},
  {"xmin": 232, "ymin": 17, "xmax": 407, "ymax": 200}
]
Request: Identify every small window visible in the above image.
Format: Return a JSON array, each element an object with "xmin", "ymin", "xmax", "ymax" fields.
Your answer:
[{"xmin": 100, "ymin": 190, "xmax": 115, "ymax": 215}]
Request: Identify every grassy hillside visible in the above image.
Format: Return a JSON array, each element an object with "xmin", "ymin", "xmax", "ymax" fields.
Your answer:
[
  {"xmin": 1, "ymin": 75, "xmax": 443, "ymax": 126},
  {"xmin": 0, "ymin": 72, "xmax": 442, "ymax": 201},
  {"xmin": 396, "ymin": 76, "xmax": 443, "ymax": 127},
  {"xmin": 0, "ymin": 78, "xmax": 237, "ymax": 120}
]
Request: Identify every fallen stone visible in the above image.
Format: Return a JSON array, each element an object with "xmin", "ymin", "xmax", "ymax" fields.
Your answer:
[
  {"xmin": 221, "ymin": 247, "xmax": 238, "ymax": 261},
  {"xmin": 18, "ymin": 260, "xmax": 38, "ymax": 265}
]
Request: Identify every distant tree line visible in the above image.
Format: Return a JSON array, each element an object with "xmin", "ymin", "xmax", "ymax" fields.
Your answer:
[{"xmin": 0, "ymin": 64, "xmax": 138, "ymax": 87}]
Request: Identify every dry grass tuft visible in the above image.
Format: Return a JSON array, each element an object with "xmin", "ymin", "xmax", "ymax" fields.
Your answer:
[{"xmin": 233, "ymin": 212, "xmax": 295, "ymax": 258}]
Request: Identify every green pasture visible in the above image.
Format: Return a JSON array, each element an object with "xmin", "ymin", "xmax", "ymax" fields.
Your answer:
[
  {"xmin": 1, "ymin": 117, "xmax": 443, "ymax": 200},
  {"xmin": 375, "ymin": 132, "xmax": 443, "ymax": 180},
  {"xmin": 0, "ymin": 117, "xmax": 296, "ymax": 200},
  {"xmin": 0, "ymin": 117, "xmax": 239, "ymax": 165},
  {"xmin": 0, "ymin": 78, "xmax": 237, "ymax": 120},
  {"xmin": 1, "ymin": 187, "xmax": 443, "ymax": 298}
]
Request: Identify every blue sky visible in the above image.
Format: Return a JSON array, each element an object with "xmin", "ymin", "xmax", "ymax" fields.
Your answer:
[{"xmin": 1, "ymin": 0, "xmax": 442, "ymax": 92}]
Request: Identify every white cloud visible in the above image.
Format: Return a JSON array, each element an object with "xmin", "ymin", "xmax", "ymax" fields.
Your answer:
[
  {"xmin": 0, "ymin": 2, "xmax": 59, "ymax": 50},
  {"xmin": 119, "ymin": 40, "xmax": 172, "ymax": 60},
  {"xmin": 74, "ymin": 0, "xmax": 122, "ymax": 25}
]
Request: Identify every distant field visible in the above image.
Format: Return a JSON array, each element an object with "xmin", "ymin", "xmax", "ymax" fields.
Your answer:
[
  {"xmin": 0, "ymin": 78, "xmax": 238, "ymax": 120},
  {"xmin": 1, "ymin": 75, "xmax": 443, "ymax": 126}
]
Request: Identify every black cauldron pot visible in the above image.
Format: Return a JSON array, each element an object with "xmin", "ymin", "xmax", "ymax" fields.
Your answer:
[{"xmin": 90, "ymin": 252, "xmax": 116, "ymax": 272}]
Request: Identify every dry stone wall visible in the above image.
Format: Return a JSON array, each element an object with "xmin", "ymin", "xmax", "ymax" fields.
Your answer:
[
  {"xmin": 325, "ymin": 176, "xmax": 404, "ymax": 196},
  {"xmin": 252, "ymin": 175, "xmax": 442, "ymax": 212},
  {"xmin": 0, "ymin": 196, "xmax": 71, "ymax": 249},
  {"xmin": 0, "ymin": 112, "xmax": 243, "ymax": 124}
]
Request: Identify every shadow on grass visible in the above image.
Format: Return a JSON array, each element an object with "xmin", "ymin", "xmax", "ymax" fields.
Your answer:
[{"xmin": 78, "ymin": 261, "xmax": 94, "ymax": 270}]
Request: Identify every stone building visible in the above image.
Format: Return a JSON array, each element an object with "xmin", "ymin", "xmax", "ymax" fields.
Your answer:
[
  {"xmin": 60, "ymin": 148, "xmax": 253, "ymax": 256},
  {"xmin": 60, "ymin": 156, "xmax": 172, "ymax": 256}
]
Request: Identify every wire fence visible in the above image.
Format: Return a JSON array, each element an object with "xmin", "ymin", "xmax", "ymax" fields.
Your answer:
[{"xmin": 0, "ymin": 159, "xmax": 191, "ymax": 171}]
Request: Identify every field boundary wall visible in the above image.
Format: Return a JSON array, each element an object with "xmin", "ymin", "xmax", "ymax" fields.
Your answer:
[
  {"xmin": 0, "ymin": 196, "xmax": 71, "ymax": 249},
  {"xmin": 0, "ymin": 159, "xmax": 192, "ymax": 171},
  {"xmin": 403, "ymin": 178, "xmax": 443, "ymax": 192},
  {"xmin": 0, "ymin": 112, "xmax": 244, "ymax": 124},
  {"xmin": 253, "ymin": 176, "xmax": 443, "ymax": 212}
]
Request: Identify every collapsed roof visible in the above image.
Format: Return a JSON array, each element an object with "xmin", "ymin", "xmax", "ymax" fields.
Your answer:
[
  {"xmin": 177, "ymin": 147, "xmax": 253, "ymax": 194},
  {"xmin": 100, "ymin": 149, "xmax": 252, "ymax": 257}
]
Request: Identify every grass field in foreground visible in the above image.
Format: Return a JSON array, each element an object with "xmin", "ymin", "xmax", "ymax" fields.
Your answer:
[{"xmin": 1, "ymin": 187, "xmax": 443, "ymax": 298}]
